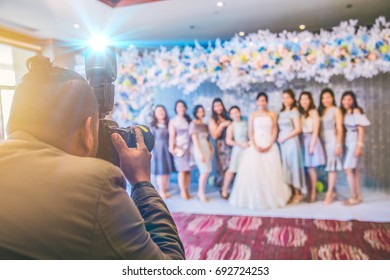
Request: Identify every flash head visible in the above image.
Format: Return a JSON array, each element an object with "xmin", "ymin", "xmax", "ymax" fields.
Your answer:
[{"xmin": 85, "ymin": 46, "xmax": 117, "ymax": 116}]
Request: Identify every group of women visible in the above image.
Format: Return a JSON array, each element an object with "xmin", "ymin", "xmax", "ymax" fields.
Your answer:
[{"xmin": 150, "ymin": 88, "xmax": 370, "ymax": 209}]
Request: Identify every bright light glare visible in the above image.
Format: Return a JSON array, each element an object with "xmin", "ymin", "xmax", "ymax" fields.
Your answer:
[
  {"xmin": 217, "ymin": 2, "xmax": 224, "ymax": 7},
  {"xmin": 88, "ymin": 35, "xmax": 109, "ymax": 52}
]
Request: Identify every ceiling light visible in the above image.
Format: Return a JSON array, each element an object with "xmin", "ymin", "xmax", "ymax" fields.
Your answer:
[
  {"xmin": 216, "ymin": 2, "xmax": 224, "ymax": 7},
  {"xmin": 73, "ymin": 23, "xmax": 80, "ymax": 29},
  {"xmin": 299, "ymin": 24, "xmax": 305, "ymax": 30},
  {"xmin": 239, "ymin": 31, "xmax": 245, "ymax": 37}
]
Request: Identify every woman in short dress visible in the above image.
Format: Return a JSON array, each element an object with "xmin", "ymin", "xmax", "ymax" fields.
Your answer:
[
  {"xmin": 151, "ymin": 105, "xmax": 176, "ymax": 198},
  {"xmin": 318, "ymin": 88, "xmax": 344, "ymax": 205},
  {"xmin": 278, "ymin": 89, "xmax": 306, "ymax": 204},
  {"xmin": 298, "ymin": 92, "xmax": 326, "ymax": 202},
  {"xmin": 221, "ymin": 106, "xmax": 249, "ymax": 199},
  {"xmin": 189, "ymin": 105, "xmax": 213, "ymax": 202},
  {"xmin": 340, "ymin": 91, "xmax": 370, "ymax": 206},
  {"xmin": 209, "ymin": 98, "xmax": 232, "ymax": 188},
  {"xmin": 169, "ymin": 100, "xmax": 192, "ymax": 200}
]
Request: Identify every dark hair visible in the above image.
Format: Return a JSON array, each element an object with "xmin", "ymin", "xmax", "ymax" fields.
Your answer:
[
  {"xmin": 193, "ymin": 104, "xmax": 205, "ymax": 120},
  {"xmin": 8, "ymin": 55, "xmax": 98, "ymax": 139},
  {"xmin": 228, "ymin": 106, "xmax": 241, "ymax": 113},
  {"xmin": 298, "ymin": 91, "xmax": 316, "ymax": 118},
  {"xmin": 256, "ymin": 92, "xmax": 268, "ymax": 102},
  {"xmin": 281, "ymin": 89, "xmax": 297, "ymax": 112},
  {"xmin": 340, "ymin": 91, "xmax": 363, "ymax": 115},
  {"xmin": 151, "ymin": 104, "xmax": 169, "ymax": 128},
  {"xmin": 211, "ymin": 98, "xmax": 228, "ymax": 123},
  {"xmin": 174, "ymin": 99, "xmax": 191, "ymax": 123},
  {"xmin": 228, "ymin": 106, "xmax": 242, "ymax": 121},
  {"xmin": 318, "ymin": 88, "xmax": 337, "ymax": 116}
]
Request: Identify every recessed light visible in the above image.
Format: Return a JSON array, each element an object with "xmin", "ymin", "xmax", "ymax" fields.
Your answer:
[
  {"xmin": 239, "ymin": 31, "xmax": 245, "ymax": 37},
  {"xmin": 73, "ymin": 23, "xmax": 80, "ymax": 29},
  {"xmin": 216, "ymin": 2, "xmax": 224, "ymax": 7},
  {"xmin": 299, "ymin": 24, "xmax": 305, "ymax": 30}
]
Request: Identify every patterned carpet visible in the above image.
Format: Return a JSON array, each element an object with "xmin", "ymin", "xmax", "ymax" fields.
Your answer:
[{"xmin": 172, "ymin": 213, "xmax": 390, "ymax": 260}]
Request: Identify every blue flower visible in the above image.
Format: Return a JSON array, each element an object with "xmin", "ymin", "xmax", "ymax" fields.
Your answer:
[
  {"xmin": 215, "ymin": 66, "xmax": 221, "ymax": 71},
  {"xmin": 361, "ymin": 34, "xmax": 369, "ymax": 43},
  {"xmin": 262, "ymin": 64, "xmax": 269, "ymax": 69},
  {"xmin": 291, "ymin": 43, "xmax": 300, "ymax": 54},
  {"xmin": 375, "ymin": 41, "xmax": 384, "ymax": 50},
  {"xmin": 293, "ymin": 54, "xmax": 300, "ymax": 61},
  {"xmin": 351, "ymin": 47, "xmax": 359, "ymax": 56},
  {"xmin": 258, "ymin": 46, "xmax": 266, "ymax": 52},
  {"xmin": 129, "ymin": 76, "xmax": 137, "ymax": 85}
]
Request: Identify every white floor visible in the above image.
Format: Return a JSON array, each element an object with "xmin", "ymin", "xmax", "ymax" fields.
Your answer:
[{"xmin": 163, "ymin": 186, "xmax": 390, "ymax": 222}]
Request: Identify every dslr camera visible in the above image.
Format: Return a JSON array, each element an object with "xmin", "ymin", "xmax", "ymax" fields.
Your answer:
[{"xmin": 85, "ymin": 46, "xmax": 154, "ymax": 166}]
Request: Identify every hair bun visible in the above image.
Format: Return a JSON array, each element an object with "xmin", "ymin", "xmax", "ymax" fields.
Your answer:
[{"xmin": 26, "ymin": 55, "xmax": 52, "ymax": 74}]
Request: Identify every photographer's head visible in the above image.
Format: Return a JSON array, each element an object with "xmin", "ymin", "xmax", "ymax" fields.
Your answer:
[{"xmin": 8, "ymin": 55, "xmax": 99, "ymax": 157}]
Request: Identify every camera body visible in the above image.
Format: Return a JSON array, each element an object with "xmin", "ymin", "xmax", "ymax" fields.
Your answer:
[{"xmin": 85, "ymin": 46, "xmax": 154, "ymax": 166}]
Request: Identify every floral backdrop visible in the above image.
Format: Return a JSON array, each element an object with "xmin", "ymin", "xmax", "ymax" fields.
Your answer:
[{"xmin": 113, "ymin": 17, "xmax": 389, "ymax": 125}]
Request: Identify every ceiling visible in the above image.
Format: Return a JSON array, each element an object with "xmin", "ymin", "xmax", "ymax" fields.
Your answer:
[{"xmin": 0, "ymin": 0, "xmax": 389, "ymax": 48}]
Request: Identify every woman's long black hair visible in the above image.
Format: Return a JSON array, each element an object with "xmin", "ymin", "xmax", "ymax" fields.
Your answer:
[
  {"xmin": 340, "ymin": 91, "xmax": 363, "ymax": 115},
  {"xmin": 174, "ymin": 99, "xmax": 192, "ymax": 123},
  {"xmin": 193, "ymin": 104, "xmax": 205, "ymax": 120},
  {"xmin": 281, "ymin": 89, "xmax": 298, "ymax": 112},
  {"xmin": 298, "ymin": 91, "xmax": 316, "ymax": 118},
  {"xmin": 318, "ymin": 88, "xmax": 337, "ymax": 116},
  {"xmin": 211, "ymin": 98, "xmax": 228, "ymax": 123},
  {"xmin": 151, "ymin": 104, "xmax": 169, "ymax": 128}
]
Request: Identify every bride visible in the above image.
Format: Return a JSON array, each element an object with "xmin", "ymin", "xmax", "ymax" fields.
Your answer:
[{"xmin": 229, "ymin": 92, "xmax": 292, "ymax": 210}]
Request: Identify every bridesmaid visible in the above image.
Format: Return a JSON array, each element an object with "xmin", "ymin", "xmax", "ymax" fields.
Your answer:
[
  {"xmin": 169, "ymin": 100, "xmax": 192, "ymax": 200},
  {"xmin": 298, "ymin": 92, "xmax": 326, "ymax": 202},
  {"xmin": 221, "ymin": 106, "xmax": 249, "ymax": 199},
  {"xmin": 209, "ymin": 98, "xmax": 232, "ymax": 188},
  {"xmin": 340, "ymin": 91, "xmax": 370, "ymax": 206},
  {"xmin": 278, "ymin": 89, "xmax": 306, "ymax": 204},
  {"xmin": 189, "ymin": 105, "xmax": 213, "ymax": 202},
  {"xmin": 318, "ymin": 88, "xmax": 343, "ymax": 205},
  {"xmin": 151, "ymin": 105, "xmax": 176, "ymax": 198}
]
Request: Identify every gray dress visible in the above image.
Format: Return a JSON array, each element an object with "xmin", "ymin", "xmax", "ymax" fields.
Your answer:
[
  {"xmin": 343, "ymin": 112, "xmax": 370, "ymax": 169},
  {"xmin": 228, "ymin": 121, "xmax": 248, "ymax": 173},
  {"xmin": 278, "ymin": 110, "xmax": 306, "ymax": 191},
  {"xmin": 151, "ymin": 124, "xmax": 176, "ymax": 175},
  {"xmin": 301, "ymin": 115, "xmax": 326, "ymax": 167},
  {"xmin": 189, "ymin": 122, "xmax": 212, "ymax": 174},
  {"xmin": 170, "ymin": 115, "xmax": 191, "ymax": 172},
  {"xmin": 321, "ymin": 107, "xmax": 343, "ymax": 171}
]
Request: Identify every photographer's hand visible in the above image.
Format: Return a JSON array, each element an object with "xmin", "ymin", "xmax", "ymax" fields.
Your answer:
[{"xmin": 111, "ymin": 127, "xmax": 151, "ymax": 186}]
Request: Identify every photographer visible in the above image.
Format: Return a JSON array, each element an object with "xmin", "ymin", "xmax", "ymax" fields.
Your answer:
[{"xmin": 0, "ymin": 56, "xmax": 185, "ymax": 260}]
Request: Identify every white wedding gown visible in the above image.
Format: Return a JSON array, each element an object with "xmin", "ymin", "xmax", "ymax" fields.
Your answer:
[{"xmin": 229, "ymin": 115, "xmax": 292, "ymax": 210}]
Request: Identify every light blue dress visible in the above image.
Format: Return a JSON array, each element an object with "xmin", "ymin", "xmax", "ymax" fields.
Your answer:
[
  {"xmin": 228, "ymin": 121, "xmax": 248, "ymax": 173},
  {"xmin": 343, "ymin": 112, "xmax": 370, "ymax": 169},
  {"xmin": 321, "ymin": 107, "xmax": 342, "ymax": 171},
  {"xmin": 301, "ymin": 114, "xmax": 326, "ymax": 167},
  {"xmin": 278, "ymin": 110, "xmax": 306, "ymax": 191}
]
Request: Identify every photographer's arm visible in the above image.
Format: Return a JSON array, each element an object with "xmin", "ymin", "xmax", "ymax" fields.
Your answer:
[{"xmin": 96, "ymin": 130, "xmax": 185, "ymax": 260}]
